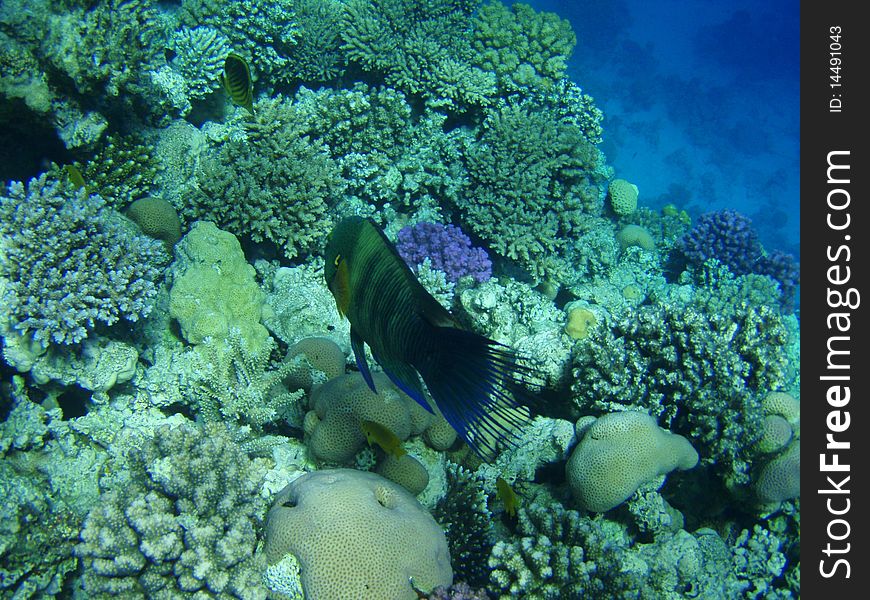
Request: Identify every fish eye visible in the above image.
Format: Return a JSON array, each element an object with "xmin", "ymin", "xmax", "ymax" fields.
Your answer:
[{"xmin": 333, "ymin": 254, "xmax": 342, "ymax": 267}]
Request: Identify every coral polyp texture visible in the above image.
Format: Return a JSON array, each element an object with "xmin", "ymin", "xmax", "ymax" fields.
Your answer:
[{"xmin": 264, "ymin": 469, "xmax": 452, "ymax": 599}]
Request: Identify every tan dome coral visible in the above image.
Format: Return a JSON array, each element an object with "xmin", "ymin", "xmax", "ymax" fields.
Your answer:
[
  {"xmin": 566, "ymin": 411, "xmax": 698, "ymax": 512},
  {"xmin": 608, "ymin": 178, "xmax": 639, "ymax": 216},
  {"xmin": 264, "ymin": 469, "xmax": 452, "ymax": 599},
  {"xmin": 307, "ymin": 372, "xmax": 430, "ymax": 464}
]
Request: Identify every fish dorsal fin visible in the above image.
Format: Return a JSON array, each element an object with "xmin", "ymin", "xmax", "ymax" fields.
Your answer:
[
  {"xmin": 418, "ymin": 294, "xmax": 460, "ymax": 329},
  {"xmin": 351, "ymin": 328, "xmax": 376, "ymax": 393}
]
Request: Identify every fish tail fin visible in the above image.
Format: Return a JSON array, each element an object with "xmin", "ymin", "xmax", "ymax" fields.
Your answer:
[{"xmin": 414, "ymin": 327, "xmax": 538, "ymax": 462}]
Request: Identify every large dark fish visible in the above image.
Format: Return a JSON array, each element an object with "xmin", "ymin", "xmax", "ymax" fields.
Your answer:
[{"xmin": 324, "ymin": 216, "xmax": 536, "ymax": 461}]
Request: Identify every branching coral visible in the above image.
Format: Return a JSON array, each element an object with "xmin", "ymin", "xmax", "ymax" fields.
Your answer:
[
  {"xmin": 570, "ymin": 291, "xmax": 792, "ymax": 491},
  {"xmin": 433, "ymin": 463, "xmax": 494, "ymax": 588},
  {"xmin": 0, "ymin": 175, "xmax": 168, "ymax": 347},
  {"xmin": 189, "ymin": 95, "xmax": 345, "ymax": 260},
  {"xmin": 179, "ymin": 0, "xmax": 299, "ymax": 87},
  {"xmin": 456, "ymin": 101, "xmax": 601, "ymax": 282},
  {"xmin": 181, "ymin": 329, "xmax": 305, "ymax": 428},
  {"xmin": 472, "ymin": 1, "xmax": 576, "ymax": 94},
  {"xmin": 340, "ymin": 0, "xmax": 491, "ymax": 111},
  {"xmin": 75, "ymin": 420, "xmax": 270, "ymax": 598}
]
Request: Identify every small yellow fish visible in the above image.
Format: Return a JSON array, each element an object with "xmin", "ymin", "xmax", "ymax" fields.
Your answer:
[
  {"xmin": 360, "ymin": 419, "xmax": 406, "ymax": 458},
  {"xmin": 496, "ymin": 476, "xmax": 519, "ymax": 518},
  {"xmin": 222, "ymin": 53, "xmax": 254, "ymax": 114},
  {"xmin": 63, "ymin": 164, "xmax": 88, "ymax": 192}
]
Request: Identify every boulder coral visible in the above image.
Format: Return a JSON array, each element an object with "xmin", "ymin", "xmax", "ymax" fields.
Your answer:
[
  {"xmin": 168, "ymin": 221, "xmax": 270, "ymax": 353},
  {"xmin": 264, "ymin": 469, "xmax": 452, "ymax": 600},
  {"xmin": 566, "ymin": 411, "xmax": 698, "ymax": 512}
]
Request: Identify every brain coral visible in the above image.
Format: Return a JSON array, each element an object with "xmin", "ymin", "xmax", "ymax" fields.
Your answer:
[
  {"xmin": 264, "ymin": 469, "xmax": 452, "ymax": 599},
  {"xmin": 608, "ymin": 178, "xmax": 639, "ymax": 216},
  {"xmin": 566, "ymin": 411, "xmax": 699, "ymax": 512},
  {"xmin": 754, "ymin": 440, "xmax": 800, "ymax": 503}
]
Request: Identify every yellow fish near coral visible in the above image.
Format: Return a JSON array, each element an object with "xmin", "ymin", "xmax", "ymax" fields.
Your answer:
[
  {"xmin": 360, "ymin": 419, "xmax": 406, "ymax": 458},
  {"xmin": 324, "ymin": 216, "xmax": 537, "ymax": 462},
  {"xmin": 496, "ymin": 476, "xmax": 520, "ymax": 517},
  {"xmin": 222, "ymin": 53, "xmax": 254, "ymax": 114}
]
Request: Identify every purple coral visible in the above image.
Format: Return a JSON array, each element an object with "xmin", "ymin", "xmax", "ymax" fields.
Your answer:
[
  {"xmin": 396, "ymin": 222, "xmax": 492, "ymax": 283},
  {"xmin": 427, "ymin": 582, "xmax": 491, "ymax": 600},
  {"xmin": 678, "ymin": 209, "xmax": 764, "ymax": 276},
  {"xmin": 678, "ymin": 209, "xmax": 799, "ymax": 308}
]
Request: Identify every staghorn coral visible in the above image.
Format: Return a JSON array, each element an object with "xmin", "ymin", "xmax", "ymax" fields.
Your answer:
[
  {"xmin": 284, "ymin": 0, "xmax": 347, "ymax": 83},
  {"xmin": 189, "ymin": 95, "xmax": 345, "ymax": 260},
  {"xmin": 75, "ymin": 420, "xmax": 270, "ymax": 599},
  {"xmin": 0, "ymin": 175, "xmax": 168, "ymax": 347}
]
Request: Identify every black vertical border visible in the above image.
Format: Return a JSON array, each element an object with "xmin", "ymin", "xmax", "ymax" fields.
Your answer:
[{"xmin": 802, "ymin": 2, "xmax": 868, "ymax": 596}]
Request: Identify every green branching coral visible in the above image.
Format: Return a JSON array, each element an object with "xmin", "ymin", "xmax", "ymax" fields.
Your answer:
[
  {"xmin": 63, "ymin": 133, "xmax": 160, "ymax": 211},
  {"xmin": 42, "ymin": 0, "xmax": 170, "ymax": 119},
  {"xmin": 179, "ymin": 0, "xmax": 299, "ymax": 87},
  {"xmin": 340, "ymin": 0, "xmax": 495, "ymax": 111},
  {"xmin": 190, "ymin": 95, "xmax": 345, "ymax": 260},
  {"xmin": 0, "ymin": 461, "xmax": 80, "ymax": 599},
  {"xmin": 570, "ymin": 293, "xmax": 792, "ymax": 491},
  {"xmin": 75, "ymin": 420, "xmax": 269, "ymax": 599},
  {"xmin": 456, "ymin": 101, "xmax": 601, "ymax": 282},
  {"xmin": 285, "ymin": 0, "xmax": 347, "ymax": 83},
  {"xmin": 433, "ymin": 462, "xmax": 494, "ymax": 588},
  {"xmin": 472, "ymin": 1, "xmax": 576, "ymax": 94},
  {"xmin": 290, "ymin": 84, "xmax": 467, "ymax": 211}
]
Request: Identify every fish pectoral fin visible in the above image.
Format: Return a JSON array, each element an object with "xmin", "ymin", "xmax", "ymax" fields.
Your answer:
[
  {"xmin": 351, "ymin": 328, "xmax": 377, "ymax": 393},
  {"xmin": 376, "ymin": 355, "xmax": 432, "ymax": 414}
]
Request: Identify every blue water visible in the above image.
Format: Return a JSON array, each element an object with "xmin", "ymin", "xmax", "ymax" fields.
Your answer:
[{"xmin": 528, "ymin": 0, "xmax": 800, "ymax": 260}]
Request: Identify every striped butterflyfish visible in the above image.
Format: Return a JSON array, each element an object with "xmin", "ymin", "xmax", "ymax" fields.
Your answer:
[
  {"xmin": 324, "ymin": 216, "xmax": 536, "ymax": 461},
  {"xmin": 222, "ymin": 53, "xmax": 254, "ymax": 114}
]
